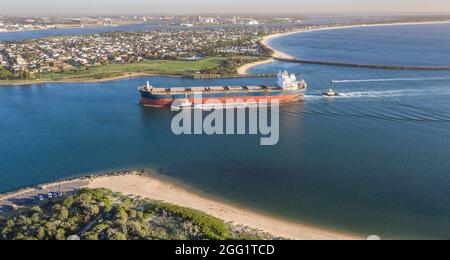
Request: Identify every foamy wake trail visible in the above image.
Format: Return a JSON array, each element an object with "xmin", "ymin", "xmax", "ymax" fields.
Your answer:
[
  {"xmin": 338, "ymin": 90, "xmax": 414, "ymax": 98},
  {"xmin": 332, "ymin": 76, "xmax": 450, "ymax": 84},
  {"xmin": 304, "ymin": 90, "xmax": 419, "ymax": 100}
]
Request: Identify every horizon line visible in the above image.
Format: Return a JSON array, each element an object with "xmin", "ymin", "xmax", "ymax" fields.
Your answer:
[{"xmin": 1, "ymin": 12, "xmax": 450, "ymax": 17}]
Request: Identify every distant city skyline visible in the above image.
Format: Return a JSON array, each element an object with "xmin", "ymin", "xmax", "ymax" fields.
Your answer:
[{"xmin": 0, "ymin": 0, "xmax": 449, "ymax": 16}]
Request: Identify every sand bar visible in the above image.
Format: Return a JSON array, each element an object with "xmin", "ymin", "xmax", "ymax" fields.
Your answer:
[{"xmin": 88, "ymin": 173, "xmax": 361, "ymax": 240}]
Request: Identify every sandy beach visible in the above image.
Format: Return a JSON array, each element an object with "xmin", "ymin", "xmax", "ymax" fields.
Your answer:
[
  {"xmin": 260, "ymin": 31, "xmax": 299, "ymax": 60},
  {"xmin": 237, "ymin": 58, "xmax": 275, "ymax": 75},
  {"xmin": 0, "ymin": 171, "xmax": 362, "ymax": 239},
  {"xmin": 238, "ymin": 20, "xmax": 450, "ymax": 74},
  {"xmin": 87, "ymin": 173, "xmax": 360, "ymax": 240}
]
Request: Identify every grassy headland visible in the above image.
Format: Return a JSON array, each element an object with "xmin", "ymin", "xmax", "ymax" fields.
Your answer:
[
  {"xmin": 0, "ymin": 188, "xmax": 275, "ymax": 240},
  {"xmin": 0, "ymin": 56, "xmax": 264, "ymax": 85}
]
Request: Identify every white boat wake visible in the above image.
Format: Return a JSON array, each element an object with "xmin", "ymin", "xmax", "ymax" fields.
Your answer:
[
  {"xmin": 337, "ymin": 90, "xmax": 416, "ymax": 98},
  {"xmin": 332, "ymin": 76, "xmax": 450, "ymax": 84}
]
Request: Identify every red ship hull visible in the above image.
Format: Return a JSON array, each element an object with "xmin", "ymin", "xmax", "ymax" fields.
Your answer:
[{"xmin": 140, "ymin": 93, "xmax": 305, "ymax": 107}]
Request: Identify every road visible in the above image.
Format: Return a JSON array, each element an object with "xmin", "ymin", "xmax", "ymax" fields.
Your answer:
[{"xmin": 0, "ymin": 179, "xmax": 90, "ymax": 215}]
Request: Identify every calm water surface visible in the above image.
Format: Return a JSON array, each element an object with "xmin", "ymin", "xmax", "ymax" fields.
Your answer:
[
  {"xmin": 270, "ymin": 23, "xmax": 450, "ymax": 66},
  {"xmin": 1, "ymin": 24, "xmax": 450, "ymax": 239}
]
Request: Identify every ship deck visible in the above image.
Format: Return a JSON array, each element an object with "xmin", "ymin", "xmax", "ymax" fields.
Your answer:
[{"xmin": 141, "ymin": 85, "xmax": 304, "ymax": 95}]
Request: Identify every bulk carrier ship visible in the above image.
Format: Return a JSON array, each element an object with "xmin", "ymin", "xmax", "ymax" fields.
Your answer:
[{"xmin": 138, "ymin": 71, "xmax": 307, "ymax": 108}]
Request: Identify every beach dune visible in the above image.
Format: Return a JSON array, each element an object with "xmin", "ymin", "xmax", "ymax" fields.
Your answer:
[{"xmin": 88, "ymin": 173, "xmax": 360, "ymax": 240}]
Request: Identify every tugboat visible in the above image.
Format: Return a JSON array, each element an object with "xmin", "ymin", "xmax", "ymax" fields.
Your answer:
[{"xmin": 323, "ymin": 81, "xmax": 340, "ymax": 97}]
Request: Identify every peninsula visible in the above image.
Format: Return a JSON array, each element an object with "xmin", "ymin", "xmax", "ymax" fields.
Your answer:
[
  {"xmin": 238, "ymin": 20, "xmax": 450, "ymax": 74},
  {"xmin": 2, "ymin": 18, "xmax": 450, "ymax": 85},
  {"xmin": 0, "ymin": 26, "xmax": 282, "ymax": 85},
  {"xmin": 0, "ymin": 170, "xmax": 360, "ymax": 240}
]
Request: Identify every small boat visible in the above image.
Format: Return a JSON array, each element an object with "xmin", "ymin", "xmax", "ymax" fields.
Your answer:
[
  {"xmin": 323, "ymin": 88, "xmax": 340, "ymax": 97},
  {"xmin": 323, "ymin": 81, "xmax": 340, "ymax": 96}
]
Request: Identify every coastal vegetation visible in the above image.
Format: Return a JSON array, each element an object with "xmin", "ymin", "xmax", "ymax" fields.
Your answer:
[
  {"xmin": 0, "ymin": 67, "xmax": 14, "ymax": 80},
  {"xmin": 0, "ymin": 25, "xmax": 295, "ymax": 85},
  {"xmin": 0, "ymin": 188, "xmax": 276, "ymax": 240},
  {"xmin": 257, "ymin": 40, "xmax": 275, "ymax": 57},
  {"xmin": 41, "ymin": 57, "xmax": 228, "ymax": 79},
  {"xmin": 0, "ymin": 56, "xmax": 264, "ymax": 84},
  {"xmin": 200, "ymin": 56, "xmax": 265, "ymax": 75}
]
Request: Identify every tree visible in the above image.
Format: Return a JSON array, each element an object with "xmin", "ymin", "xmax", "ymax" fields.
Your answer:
[
  {"xmin": 115, "ymin": 208, "xmax": 128, "ymax": 226},
  {"xmin": 0, "ymin": 68, "xmax": 14, "ymax": 80},
  {"xmin": 59, "ymin": 207, "xmax": 69, "ymax": 221},
  {"xmin": 110, "ymin": 231, "xmax": 127, "ymax": 240},
  {"xmin": 55, "ymin": 228, "xmax": 66, "ymax": 240},
  {"xmin": 37, "ymin": 227, "xmax": 46, "ymax": 240}
]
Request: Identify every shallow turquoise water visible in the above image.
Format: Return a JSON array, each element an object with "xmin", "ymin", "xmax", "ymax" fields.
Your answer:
[{"xmin": 1, "ymin": 24, "xmax": 450, "ymax": 239}]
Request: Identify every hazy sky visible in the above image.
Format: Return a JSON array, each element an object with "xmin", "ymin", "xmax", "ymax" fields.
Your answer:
[{"xmin": 0, "ymin": 0, "xmax": 449, "ymax": 16}]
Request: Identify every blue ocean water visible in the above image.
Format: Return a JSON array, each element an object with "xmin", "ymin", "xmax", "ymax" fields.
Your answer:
[
  {"xmin": 269, "ymin": 23, "xmax": 450, "ymax": 66},
  {"xmin": 0, "ymin": 23, "xmax": 154, "ymax": 42},
  {"xmin": 1, "ymin": 24, "xmax": 450, "ymax": 239},
  {"xmin": 0, "ymin": 22, "xmax": 298, "ymax": 42}
]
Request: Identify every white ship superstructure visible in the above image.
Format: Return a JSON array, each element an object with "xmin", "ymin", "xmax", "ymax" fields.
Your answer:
[{"xmin": 277, "ymin": 71, "xmax": 307, "ymax": 90}]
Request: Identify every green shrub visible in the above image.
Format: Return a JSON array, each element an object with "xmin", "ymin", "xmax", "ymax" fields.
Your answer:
[{"xmin": 0, "ymin": 188, "xmax": 274, "ymax": 240}]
